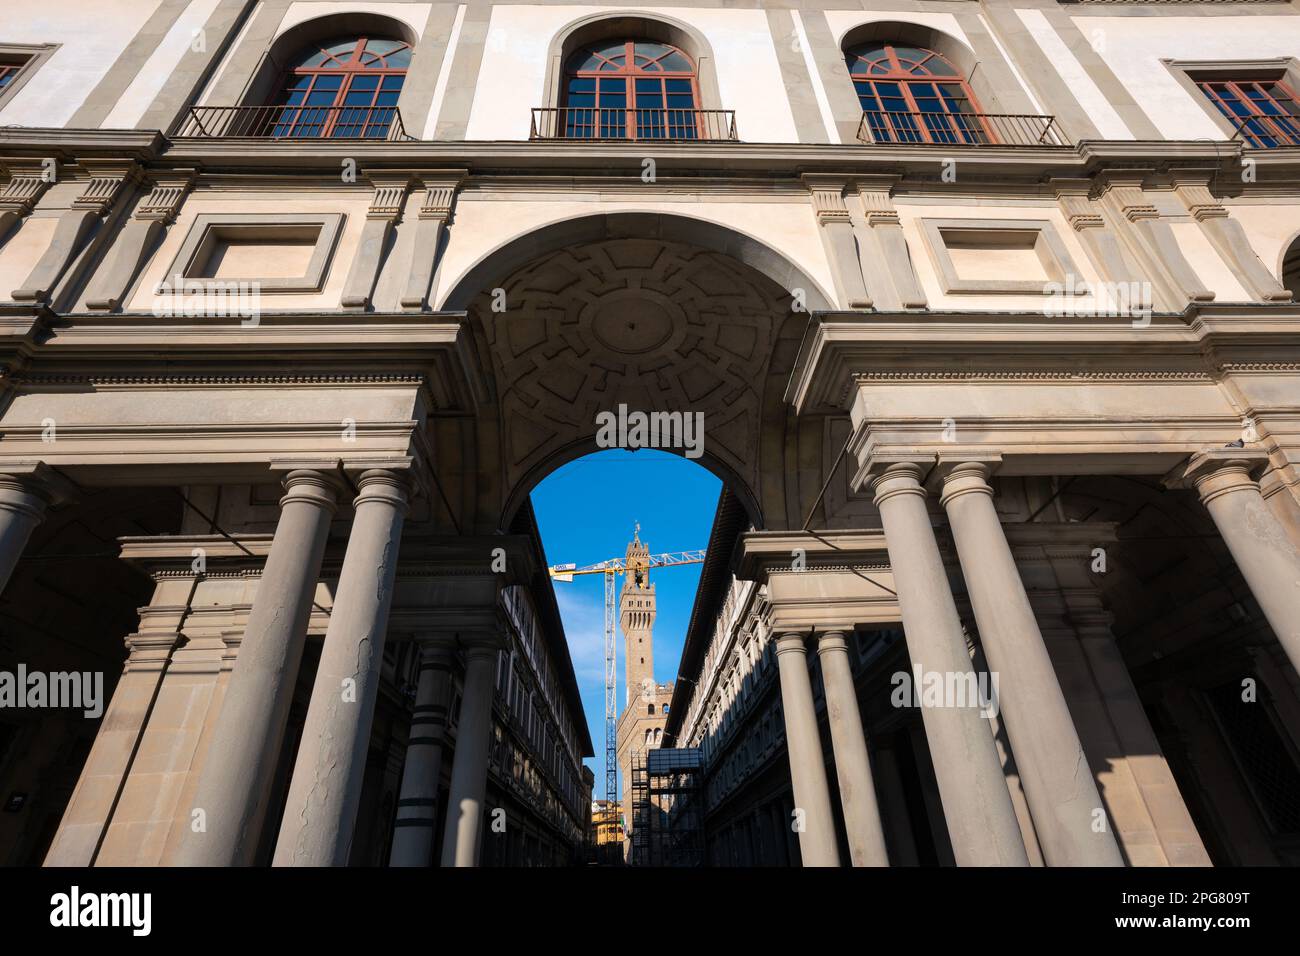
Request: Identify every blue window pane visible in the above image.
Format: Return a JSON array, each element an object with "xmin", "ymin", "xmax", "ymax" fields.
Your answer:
[
  {"xmin": 567, "ymin": 93, "xmax": 595, "ymax": 107},
  {"xmin": 306, "ymin": 91, "xmax": 339, "ymax": 106},
  {"xmin": 381, "ymin": 75, "xmax": 404, "ymax": 91},
  {"xmin": 568, "ymin": 77, "xmax": 595, "ymax": 93},
  {"xmin": 314, "ymin": 75, "xmax": 342, "ymax": 91},
  {"xmin": 635, "ymin": 78, "xmax": 659, "ymax": 92},
  {"xmin": 601, "ymin": 93, "xmax": 627, "ymax": 108},
  {"xmin": 666, "ymin": 79, "xmax": 692, "ymax": 93},
  {"xmin": 375, "ymin": 91, "xmax": 400, "ymax": 106}
]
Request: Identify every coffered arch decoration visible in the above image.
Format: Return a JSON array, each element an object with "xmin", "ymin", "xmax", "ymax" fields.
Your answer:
[
  {"xmin": 236, "ymin": 12, "xmax": 419, "ymax": 110},
  {"xmin": 542, "ymin": 11, "xmax": 722, "ymax": 111},
  {"xmin": 439, "ymin": 214, "xmax": 836, "ymax": 535}
]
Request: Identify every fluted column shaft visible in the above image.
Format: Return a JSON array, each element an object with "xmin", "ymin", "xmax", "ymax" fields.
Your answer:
[
  {"xmin": 175, "ymin": 469, "xmax": 337, "ymax": 866},
  {"xmin": 440, "ymin": 641, "xmax": 500, "ymax": 867},
  {"xmin": 773, "ymin": 632, "xmax": 841, "ymax": 867},
  {"xmin": 816, "ymin": 631, "xmax": 889, "ymax": 866},
  {"xmin": 1189, "ymin": 454, "xmax": 1300, "ymax": 674},
  {"xmin": 273, "ymin": 469, "xmax": 409, "ymax": 866},
  {"xmin": 940, "ymin": 462, "xmax": 1123, "ymax": 866},
  {"xmin": 871, "ymin": 462, "xmax": 1029, "ymax": 866},
  {"xmin": 0, "ymin": 474, "xmax": 49, "ymax": 597},
  {"xmin": 389, "ymin": 643, "xmax": 455, "ymax": 866}
]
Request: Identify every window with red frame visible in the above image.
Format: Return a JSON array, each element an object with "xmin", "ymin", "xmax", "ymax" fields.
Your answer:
[
  {"xmin": 845, "ymin": 41, "xmax": 990, "ymax": 145},
  {"xmin": 271, "ymin": 36, "xmax": 410, "ymax": 138},
  {"xmin": 561, "ymin": 40, "xmax": 699, "ymax": 140},
  {"xmin": 0, "ymin": 58, "xmax": 29, "ymax": 94},
  {"xmin": 1197, "ymin": 77, "xmax": 1300, "ymax": 148}
]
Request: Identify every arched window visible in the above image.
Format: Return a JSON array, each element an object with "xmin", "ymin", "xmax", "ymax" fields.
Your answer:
[
  {"xmin": 647, "ymin": 704, "xmax": 656, "ymax": 716},
  {"xmin": 272, "ymin": 36, "xmax": 410, "ymax": 138},
  {"xmin": 561, "ymin": 40, "xmax": 699, "ymax": 140},
  {"xmin": 845, "ymin": 41, "xmax": 989, "ymax": 145}
]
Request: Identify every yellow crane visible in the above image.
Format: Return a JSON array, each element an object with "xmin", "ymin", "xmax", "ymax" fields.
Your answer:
[{"xmin": 549, "ymin": 535, "xmax": 704, "ymax": 813}]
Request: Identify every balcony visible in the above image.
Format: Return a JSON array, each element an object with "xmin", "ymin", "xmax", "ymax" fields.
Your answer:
[
  {"xmin": 856, "ymin": 110, "xmax": 1068, "ymax": 147},
  {"xmin": 174, "ymin": 105, "xmax": 411, "ymax": 141},
  {"xmin": 1229, "ymin": 113, "xmax": 1300, "ymax": 149},
  {"xmin": 530, "ymin": 108, "xmax": 738, "ymax": 142}
]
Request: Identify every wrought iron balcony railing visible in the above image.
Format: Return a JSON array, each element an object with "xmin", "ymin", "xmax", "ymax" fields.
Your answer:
[
  {"xmin": 1229, "ymin": 112, "xmax": 1300, "ymax": 149},
  {"xmin": 856, "ymin": 110, "xmax": 1068, "ymax": 147},
  {"xmin": 530, "ymin": 108, "xmax": 738, "ymax": 142},
  {"xmin": 174, "ymin": 105, "xmax": 410, "ymax": 141}
]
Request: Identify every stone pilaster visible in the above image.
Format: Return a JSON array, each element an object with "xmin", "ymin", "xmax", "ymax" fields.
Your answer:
[
  {"xmin": 0, "ymin": 160, "xmax": 54, "ymax": 242},
  {"xmin": 401, "ymin": 171, "xmax": 466, "ymax": 310},
  {"xmin": 1097, "ymin": 170, "xmax": 1214, "ymax": 309},
  {"xmin": 84, "ymin": 169, "xmax": 195, "ymax": 311},
  {"xmin": 13, "ymin": 160, "xmax": 139, "ymax": 304},
  {"xmin": 1172, "ymin": 170, "xmax": 1291, "ymax": 302},
  {"xmin": 340, "ymin": 173, "xmax": 413, "ymax": 311},
  {"xmin": 42, "ymin": 608, "xmax": 182, "ymax": 866},
  {"xmin": 1052, "ymin": 177, "xmax": 1143, "ymax": 291},
  {"xmin": 803, "ymin": 174, "xmax": 871, "ymax": 310},
  {"xmin": 854, "ymin": 175, "xmax": 926, "ymax": 309}
]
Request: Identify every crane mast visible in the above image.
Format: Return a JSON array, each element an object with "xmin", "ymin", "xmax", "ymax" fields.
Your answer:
[{"xmin": 549, "ymin": 548, "xmax": 705, "ymax": 818}]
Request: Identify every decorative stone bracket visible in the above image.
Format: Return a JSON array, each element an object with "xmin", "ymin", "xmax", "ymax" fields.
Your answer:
[
  {"xmin": 1172, "ymin": 170, "xmax": 1291, "ymax": 302},
  {"xmin": 854, "ymin": 175, "xmax": 927, "ymax": 309},
  {"xmin": 12, "ymin": 160, "xmax": 140, "ymax": 304},
  {"xmin": 341, "ymin": 172, "xmax": 415, "ymax": 311},
  {"xmin": 1096, "ymin": 169, "xmax": 1214, "ymax": 309},
  {"xmin": 401, "ymin": 170, "xmax": 467, "ymax": 311},
  {"xmin": 0, "ymin": 159, "xmax": 55, "ymax": 242},
  {"xmin": 1051, "ymin": 177, "xmax": 1145, "ymax": 291},
  {"xmin": 802, "ymin": 173, "xmax": 872, "ymax": 310},
  {"xmin": 84, "ymin": 169, "xmax": 195, "ymax": 311}
]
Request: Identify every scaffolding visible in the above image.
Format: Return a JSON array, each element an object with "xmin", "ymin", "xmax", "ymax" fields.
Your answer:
[{"xmin": 628, "ymin": 747, "xmax": 704, "ymax": 867}]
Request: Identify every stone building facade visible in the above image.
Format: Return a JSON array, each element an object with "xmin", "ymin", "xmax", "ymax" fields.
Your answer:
[{"xmin": 0, "ymin": 0, "xmax": 1298, "ymax": 867}]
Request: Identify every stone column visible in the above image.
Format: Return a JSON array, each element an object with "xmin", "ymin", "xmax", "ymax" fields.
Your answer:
[
  {"xmin": 772, "ymin": 631, "xmax": 840, "ymax": 867},
  {"xmin": 389, "ymin": 641, "xmax": 454, "ymax": 866},
  {"xmin": 939, "ymin": 460, "xmax": 1123, "ymax": 866},
  {"xmin": 0, "ymin": 473, "xmax": 50, "ymax": 597},
  {"xmin": 870, "ymin": 461, "xmax": 1029, "ymax": 866},
  {"xmin": 815, "ymin": 630, "xmax": 889, "ymax": 866},
  {"xmin": 1186, "ymin": 451, "xmax": 1300, "ymax": 674},
  {"xmin": 174, "ymin": 469, "xmax": 338, "ymax": 866},
  {"xmin": 440, "ymin": 639, "xmax": 501, "ymax": 867},
  {"xmin": 273, "ymin": 469, "xmax": 410, "ymax": 866}
]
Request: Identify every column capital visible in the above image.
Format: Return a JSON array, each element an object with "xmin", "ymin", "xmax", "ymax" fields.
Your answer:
[
  {"xmin": 1182, "ymin": 448, "xmax": 1270, "ymax": 504},
  {"xmin": 352, "ymin": 468, "xmax": 411, "ymax": 517},
  {"xmin": 936, "ymin": 455, "xmax": 1002, "ymax": 507},
  {"xmin": 772, "ymin": 631, "xmax": 810, "ymax": 657},
  {"xmin": 866, "ymin": 455, "xmax": 934, "ymax": 506},
  {"xmin": 814, "ymin": 630, "xmax": 851, "ymax": 657},
  {"xmin": 277, "ymin": 468, "xmax": 343, "ymax": 514}
]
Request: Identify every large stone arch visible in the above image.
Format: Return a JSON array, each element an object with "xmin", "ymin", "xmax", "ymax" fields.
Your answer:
[{"xmin": 438, "ymin": 214, "xmax": 837, "ymax": 533}]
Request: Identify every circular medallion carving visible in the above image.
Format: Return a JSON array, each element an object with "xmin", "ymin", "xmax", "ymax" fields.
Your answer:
[{"xmin": 588, "ymin": 293, "xmax": 677, "ymax": 354}]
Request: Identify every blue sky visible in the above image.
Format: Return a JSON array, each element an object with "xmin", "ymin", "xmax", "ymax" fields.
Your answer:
[{"xmin": 530, "ymin": 449, "xmax": 721, "ymax": 800}]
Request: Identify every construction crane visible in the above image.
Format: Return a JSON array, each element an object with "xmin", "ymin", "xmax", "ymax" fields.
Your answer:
[{"xmin": 549, "ymin": 539, "xmax": 705, "ymax": 818}]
